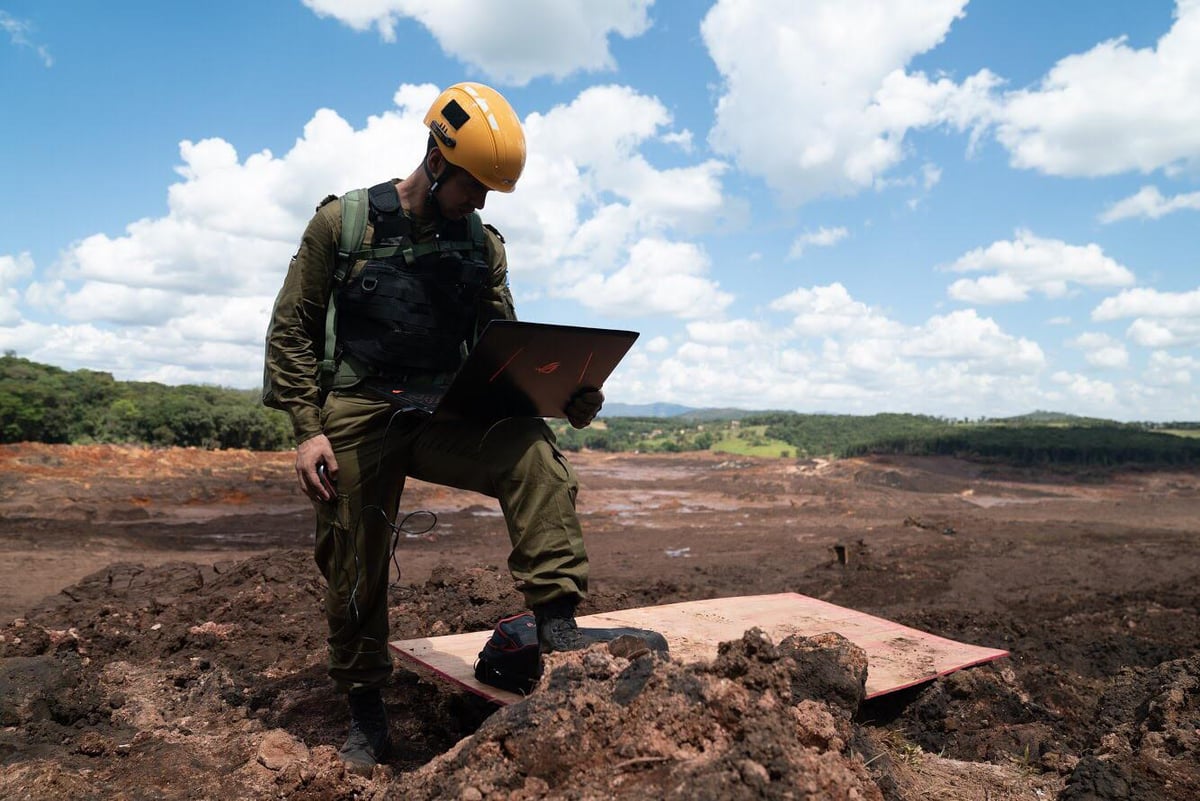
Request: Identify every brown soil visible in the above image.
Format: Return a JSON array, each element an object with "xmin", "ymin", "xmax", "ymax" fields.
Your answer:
[{"xmin": 1, "ymin": 442, "xmax": 1197, "ymax": 800}]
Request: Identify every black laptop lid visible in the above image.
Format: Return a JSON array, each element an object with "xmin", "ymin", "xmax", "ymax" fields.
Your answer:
[{"xmin": 433, "ymin": 320, "xmax": 639, "ymax": 422}]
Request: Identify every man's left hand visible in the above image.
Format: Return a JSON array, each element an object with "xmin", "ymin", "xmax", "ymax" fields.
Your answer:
[{"xmin": 566, "ymin": 387, "xmax": 604, "ymax": 429}]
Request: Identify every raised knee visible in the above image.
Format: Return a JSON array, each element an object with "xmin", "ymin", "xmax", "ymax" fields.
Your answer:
[{"xmin": 485, "ymin": 418, "xmax": 573, "ymax": 484}]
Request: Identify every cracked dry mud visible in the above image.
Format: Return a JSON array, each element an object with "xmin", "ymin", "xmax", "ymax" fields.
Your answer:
[{"xmin": 0, "ymin": 442, "xmax": 1197, "ymax": 800}]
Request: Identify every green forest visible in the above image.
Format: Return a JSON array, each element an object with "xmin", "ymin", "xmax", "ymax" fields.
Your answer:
[
  {"xmin": 3, "ymin": 354, "xmax": 1198, "ymax": 467},
  {"xmin": 0, "ymin": 354, "xmax": 292, "ymax": 450}
]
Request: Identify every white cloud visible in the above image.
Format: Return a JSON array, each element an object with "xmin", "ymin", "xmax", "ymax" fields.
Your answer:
[
  {"xmin": 946, "ymin": 230, "xmax": 1135, "ymax": 304},
  {"xmin": 770, "ymin": 283, "xmax": 903, "ymax": 338},
  {"xmin": 903, "ymin": 309, "xmax": 1045, "ymax": 370},
  {"xmin": 301, "ymin": 0, "xmax": 653, "ymax": 85},
  {"xmin": 0, "ymin": 252, "xmax": 36, "ymax": 327},
  {"xmin": 993, "ymin": 1, "xmax": 1200, "ymax": 176},
  {"xmin": 702, "ymin": 0, "xmax": 999, "ymax": 202},
  {"xmin": 1094, "ymin": 287, "xmax": 1200, "ymax": 320},
  {"xmin": 787, "ymin": 226, "xmax": 849, "ymax": 259},
  {"xmin": 643, "ymin": 336, "xmax": 671, "ymax": 354},
  {"xmin": 498, "ymin": 84, "xmax": 728, "ymax": 289},
  {"xmin": 0, "ymin": 11, "xmax": 53, "ymax": 67},
  {"xmin": 1069, "ymin": 332, "xmax": 1129, "ymax": 369},
  {"xmin": 1099, "ymin": 185, "xmax": 1200, "ymax": 223},
  {"xmin": 660, "ymin": 130, "xmax": 694, "ymax": 152},
  {"xmin": 921, "ymin": 162, "xmax": 943, "ymax": 190},
  {"xmin": 1093, "ymin": 287, "xmax": 1200, "ymax": 347},
  {"xmin": 1051, "ymin": 371, "xmax": 1117, "ymax": 406},
  {"xmin": 559, "ymin": 238, "xmax": 732, "ymax": 319},
  {"xmin": 685, "ymin": 319, "xmax": 768, "ymax": 346},
  {"xmin": 1144, "ymin": 351, "xmax": 1197, "ymax": 386},
  {"xmin": 615, "ymin": 284, "xmax": 1054, "ymax": 417},
  {"xmin": 947, "ymin": 273, "xmax": 1030, "ymax": 304},
  {"xmin": 0, "ymin": 252, "xmax": 35, "ymax": 286}
]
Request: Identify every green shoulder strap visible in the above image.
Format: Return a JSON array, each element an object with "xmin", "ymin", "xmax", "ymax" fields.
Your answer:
[
  {"xmin": 319, "ymin": 188, "xmax": 369, "ymax": 391},
  {"xmin": 467, "ymin": 211, "xmax": 487, "ymax": 254}
]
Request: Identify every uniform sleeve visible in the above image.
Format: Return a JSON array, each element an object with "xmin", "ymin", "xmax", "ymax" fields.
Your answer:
[
  {"xmin": 476, "ymin": 225, "xmax": 517, "ymax": 332},
  {"xmin": 264, "ymin": 201, "xmax": 340, "ymax": 444}
]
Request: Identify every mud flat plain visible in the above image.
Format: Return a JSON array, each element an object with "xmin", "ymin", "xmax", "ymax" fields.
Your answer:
[{"xmin": 1, "ymin": 443, "xmax": 1196, "ymax": 799}]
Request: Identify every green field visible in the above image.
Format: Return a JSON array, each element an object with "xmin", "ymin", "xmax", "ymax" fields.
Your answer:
[{"xmin": 709, "ymin": 425, "xmax": 794, "ymax": 458}]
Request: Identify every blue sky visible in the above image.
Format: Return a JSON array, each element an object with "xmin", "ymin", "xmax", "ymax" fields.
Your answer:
[{"xmin": 1, "ymin": 0, "xmax": 1197, "ymax": 421}]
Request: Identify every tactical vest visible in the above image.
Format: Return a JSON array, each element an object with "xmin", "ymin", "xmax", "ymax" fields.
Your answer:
[{"xmin": 323, "ymin": 182, "xmax": 490, "ymax": 390}]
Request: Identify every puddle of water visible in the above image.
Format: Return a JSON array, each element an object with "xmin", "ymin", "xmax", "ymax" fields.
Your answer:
[{"xmin": 961, "ymin": 495, "xmax": 1084, "ymax": 508}]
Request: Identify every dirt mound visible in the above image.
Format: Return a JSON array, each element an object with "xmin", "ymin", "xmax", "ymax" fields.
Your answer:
[
  {"xmin": 1059, "ymin": 654, "xmax": 1200, "ymax": 801},
  {"xmin": 395, "ymin": 630, "xmax": 878, "ymax": 801}
]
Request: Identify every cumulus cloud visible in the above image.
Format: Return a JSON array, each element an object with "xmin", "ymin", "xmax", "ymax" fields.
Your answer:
[
  {"xmin": 701, "ymin": 0, "xmax": 999, "ymax": 202},
  {"xmin": 1099, "ymin": 185, "xmax": 1200, "ymax": 223},
  {"xmin": 1093, "ymin": 287, "xmax": 1200, "ymax": 347},
  {"xmin": 1068, "ymin": 332, "xmax": 1130, "ymax": 369},
  {"xmin": 770, "ymin": 283, "xmax": 903, "ymax": 339},
  {"xmin": 29, "ymin": 90, "xmax": 438, "ymax": 328},
  {"xmin": 685, "ymin": 319, "xmax": 769, "ymax": 346},
  {"xmin": 903, "ymin": 309, "xmax": 1045, "ymax": 370},
  {"xmin": 1051, "ymin": 371, "xmax": 1117, "ymax": 406},
  {"xmin": 1143, "ymin": 350, "xmax": 1197, "ymax": 386},
  {"xmin": 0, "ymin": 252, "xmax": 36, "ymax": 327},
  {"xmin": 0, "ymin": 252, "xmax": 35, "ymax": 286},
  {"xmin": 704, "ymin": 1, "xmax": 1200, "ymax": 192},
  {"xmin": 787, "ymin": 226, "xmax": 849, "ymax": 259},
  {"xmin": 620, "ymin": 283, "xmax": 1051, "ymax": 417},
  {"xmin": 301, "ymin": 0, "xmax": 652, "ymax": 85},
  {"xmin": 993, "ymin": 0, "xmax": 1200, "ymax": 177},
  {"xmin": 558, "ymin": 238, "xmax": 732, "ymax": 319},
  {"xmin": 945, "ymin": 230, "xmax": 1136, "ymax": 304},
  {"xmin": 500, "ymin": 85, "xmax": 729, "ymax": 309}
]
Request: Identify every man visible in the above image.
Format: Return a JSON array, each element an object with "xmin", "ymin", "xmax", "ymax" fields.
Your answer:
[{"xmin": 263, "ymin": 82, "xmax": 604, "ymax": 775}]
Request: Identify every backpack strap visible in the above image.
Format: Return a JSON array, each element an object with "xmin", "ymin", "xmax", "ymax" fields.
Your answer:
[{"xmin": 319, "ymin": 187, "xmax": 369, "ymax": 392}]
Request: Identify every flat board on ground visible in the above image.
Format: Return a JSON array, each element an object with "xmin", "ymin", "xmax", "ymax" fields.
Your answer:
[{"xmin": 390, "ymin": 592, "xmax": 1009, "ymax": 705}]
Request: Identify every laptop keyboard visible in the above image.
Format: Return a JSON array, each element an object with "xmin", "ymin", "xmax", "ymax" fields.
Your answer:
[{"xmin": 372, "ymin": 387, "xmax": 443, "ymax": 412}]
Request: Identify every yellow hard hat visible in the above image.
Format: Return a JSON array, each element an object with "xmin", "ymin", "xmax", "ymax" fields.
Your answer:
[{"xmin": 424, "ymin": 82, "xmax": 526, "ymax": 193}]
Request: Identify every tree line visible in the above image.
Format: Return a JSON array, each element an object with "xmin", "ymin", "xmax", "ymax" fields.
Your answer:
[
  {"xmin": 3, "ymin": 353, "xmax": 1197, "ymax": 466},
  {"xmin": 0, "ymin": 354, "xmax": 292, "ymax": 450},
  {"xmin": 554, "ymin": 411, "xmax": 1200, "ymax": 468}
]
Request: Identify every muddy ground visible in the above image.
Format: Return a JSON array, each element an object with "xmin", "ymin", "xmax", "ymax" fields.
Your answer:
[{"xmin": 0, "ymin": 442, "xmax": 1196, "ymax": 800}]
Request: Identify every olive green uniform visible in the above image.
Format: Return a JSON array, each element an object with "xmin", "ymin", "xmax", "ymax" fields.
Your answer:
[{"xmin": 264, "ymin": 187, "xmax": 588, "ymax": 692}]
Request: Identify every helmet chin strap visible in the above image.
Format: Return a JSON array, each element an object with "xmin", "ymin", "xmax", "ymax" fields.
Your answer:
[{"xmin": 422, "ymin": 158, "xmax": 446, "ymax": 217}]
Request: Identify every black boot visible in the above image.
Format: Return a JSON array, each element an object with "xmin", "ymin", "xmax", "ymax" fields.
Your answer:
[
  {"xmin": 339, "ymin": 688, "xmax": 391, "ymax": 776},
  {"xmin": 533, "ymin": 596, "xmax": 590, "ymax": 653}
]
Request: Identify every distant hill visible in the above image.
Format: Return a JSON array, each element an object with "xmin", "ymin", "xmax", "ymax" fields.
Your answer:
[
  {"xmin": 994, "ymin": 410, "xmax": 1111, "ymax": 425},
  {"xmin": 600, "ymin": 403, "xmax": 788, "ymax": 421},
  {"xmin": 601, "ymin": 402, "xmax": 698, "ymax": 418}
]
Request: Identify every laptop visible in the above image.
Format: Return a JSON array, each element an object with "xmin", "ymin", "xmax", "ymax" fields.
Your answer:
[{"xmin": 363, "ymin": 320, "xmax": 639, "ymax": 422}]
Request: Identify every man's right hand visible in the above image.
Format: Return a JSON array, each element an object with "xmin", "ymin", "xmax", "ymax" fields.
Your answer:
[{"xmin": 296, "ymin": 434, "xmax": 338, "ymax": 502}]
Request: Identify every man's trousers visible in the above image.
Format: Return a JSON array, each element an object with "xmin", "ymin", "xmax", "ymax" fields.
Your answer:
[{"xmin": 313, "ymin": 390, "xmax": 589, "ymax": 692}]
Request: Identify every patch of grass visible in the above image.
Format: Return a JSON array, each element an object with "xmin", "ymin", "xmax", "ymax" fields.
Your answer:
[
  {"xmin": 711, "ymin": 425, "xmax": 794, "ymax": 458},
  {"xmin": 876, "ymin": 730, "xmax": 926, "ymax": 767}
]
